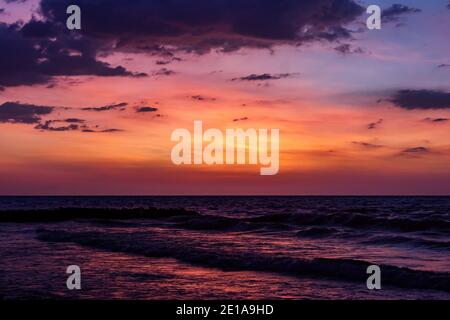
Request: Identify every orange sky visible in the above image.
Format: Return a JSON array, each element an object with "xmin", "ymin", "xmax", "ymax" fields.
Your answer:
[{"xmin": 1, "ymin": 1, "xmax": 450, "ymax": 194}]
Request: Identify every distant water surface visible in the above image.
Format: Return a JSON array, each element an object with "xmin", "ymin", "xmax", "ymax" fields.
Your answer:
[{"xmin": 0, "ymin": 196, "xmax": 449, "ymax": 299}]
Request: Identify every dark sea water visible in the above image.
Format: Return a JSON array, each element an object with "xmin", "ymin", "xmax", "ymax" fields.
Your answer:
[{"xmin": 0, "ymin": 196, "xmax": 449, "ymax": 300}]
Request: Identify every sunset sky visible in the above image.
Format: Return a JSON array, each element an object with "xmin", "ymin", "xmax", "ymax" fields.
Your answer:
[{"xmin": 1, "ymin": 0, "xmax": 450, "ymax": 195}]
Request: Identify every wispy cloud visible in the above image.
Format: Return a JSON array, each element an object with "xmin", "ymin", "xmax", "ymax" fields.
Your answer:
[
  {"xmin": 192, "ymin": 95, "xmax": 217, "ymax": 102},
  {"xmin": 136, "ymin": 106, "xmax": 158, "ymax": 113},
  {"xmin": 368, "ymin": 119, "xmax": 383, "ymax": 130},
  {"xmin": 402, "ymin": 146, "xmax": 429, "ymax": 154},
  {"xmin": 232, "ymin": 73, "xmax": 295, "ymax": 81},
  {"xmin": 334, "ymin": 44, "xmax": 365, "ymax": 55},
  {"xmin": 233, "ymin": 117, "xmax": 248, "ymax": 122},
  {"xmin": 352, "ymin": 141, "xmax": 383, "ymax": 149},
  {"xmin": 81, "ymin": 103, "xmax": 128, "ymax": 112},
  {"xmin": 34, "ymin": 120, "xmax": 80, "ymax": 132},
  {"xmin": 382, "ymin": 4, "xmax": 421, "ymax": 23},
  {"xmin": 424, "ymin": 117, "xmax": 448, "ymax": 123},
  {"xmin": 152, "ymin": 68, "xmax": 176, "ymax": 77},
  {"xmin": 436, "ymin": 64, "xmax": 450, "ymax": 69}
]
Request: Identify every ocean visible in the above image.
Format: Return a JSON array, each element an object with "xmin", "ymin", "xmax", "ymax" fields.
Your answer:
[{"xmin": 0, "ymin": 196, "xmax": 449, "ymax": 299}]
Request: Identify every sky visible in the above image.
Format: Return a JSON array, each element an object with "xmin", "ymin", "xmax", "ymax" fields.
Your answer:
[{"xmin": 0, "ymin": 0, "xmax": 450, "ymax": 195}]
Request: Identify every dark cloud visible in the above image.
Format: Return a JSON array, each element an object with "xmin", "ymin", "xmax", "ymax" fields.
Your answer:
[
  {"xmin": 402, "ymin": 147, "xmax": 429, "ymax": 154},
  {"xmin": 156, "ymin": 57, "xmax": 182, "ymax": 65},
  {"xmin": 1, "ymin": 0, "xmax": 366, "ymax": 88},
  {"xmin": 99, "ymin": 128, "xmax": 123, "ymax": 133},
  {"xmin": 0, "ymin": 100, "xmax": 125, "ymax": 133},
  {"xmin": 382, "ymin": 4, "xmax": 421, "ymax": 23},
  {"xmin": 39, "ymin": 55, "xmax": 144, "ymax": 78},
  {"xmin": 0, "ymin": 8, "xmax": 5, "ymax": 14},
  {"xmin": 0, "ymin": 21, "xmax": 144, "ymax": 88},
  {"xmin": 36, "ymin": 0, "xmax": 364, "ymax": 55},
  {"xmin": 136, "ymin": 106, "xmax": 158, "ymax": 113},
  {"xmin": 0, "ymin": 101, "xmax": 54, "ymax": 124},
  {"xmin": 152, "ymin": 68, "xmax": 176, "ymax": 76},
  {"xmin": 34, "ymin": 117, "xmax": 88, "ymax": 131},
  {"xmin": 334, "ymin": 43, "xmax": 365, "ymax": 55},
  {"xmin": 64, "ymin": 118, "xmax": 85, "ymax": 123},
  {"xmin": 0, "ymin": 23, "xmax": 50, "ymax": 87},
  {"xmin": 233, "ymin": 117, "xmax": 248, "ymax": 122},
  {"xmin": 81, "ymin": 102, "xmax": 128, "ymax": 112},
  {"xmin": 20, "ymin": 20, "xmax": 58, "ymax": 38},
  {"xmin": 368, "ymin": 119, "xmax": 383, "ymax": 130},
  {"xmin": 34, "ymin": 120, "xmax": 79, "ymax": 132},
  {"xmin": 35, "ymin": 118, "xmax": 124, "ymax": 133},
  {"xmin": 82, "ymin": 128, "xmax": 123, "ymax": 133},
  {"xmin": 390, "ymin": 90, "xmax": 450, "ymax": 110},
  {"xmin": 424, "ymin": 117, "xmax": 448, "ymax": 123},
  {"xmin": 352, "ymin": 141, "xmax": 383, "ymax": 149},
  {"xmin": 232, "ymin": 73, "xmax": 294, "ymax": 81},
  {"xmin": 192, "ymin": 95, "xmax": 217, "ymax": 102}
]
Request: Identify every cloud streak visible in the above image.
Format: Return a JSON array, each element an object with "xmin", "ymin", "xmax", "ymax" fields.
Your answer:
[
  {"xmin": 233, "ymin": 117, "xmax": 249, "ymax": 122},
  {"xmin": 368, "ymin": 119, "xmax": 383, "ymax": 130},
  {"xmin": 334, "ymin": 44, "xmax": 365, "ymax": 55},
  {"xmin": 390, "ymin": 90, "xmax": 450, "ymax": 110},
  {"xmin": 81, "ymin": 103, "xmax": 128, "ymax": 112},
  {"xmin": 192, "ymin": 95, "xmax": 217, "ymax": 102},
  {"xmin": 402, "ymin": 146, "xmax": 429, "ymax": 154},
  {"xmin": 34, "ymin": 120, "xmax": 80, "ymax": 132},
  {"xmin": 152, "ymin": 68, "xmax": 176, "ymax": 77},
  {"xmin": 352, "ymin": 141, "xmax": 383, "ymax": 149},
  {"xmin": 232, "ymin": 73, "xmax": 294, "ymax": 81},
  {"xmin": 136, "ymin": 106, "xmax": 158, "ymax": 113},
  {"xmin": 424, "ymin": 117, "xmax": 448, "ymax": 123}
]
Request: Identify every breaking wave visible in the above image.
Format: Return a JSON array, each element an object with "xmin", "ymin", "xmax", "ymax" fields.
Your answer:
[
  {"xmin": 2, "ymin": 208, "xmax": 449, "ymax": 234},
  {"xmin": 36, "ymin": 229, "xmax": 450, "ymax": 293}
]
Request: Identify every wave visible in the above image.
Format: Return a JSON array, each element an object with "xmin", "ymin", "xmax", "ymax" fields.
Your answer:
[
  {"xmin": 361, "ymin": 235, "xmax": 450, "ymax": 250},
  {"xmin": 296, "ymin": 227, "xmax": 340, "ymax": 237},
  {"xmin": 0, "ymin": 207, "xmax": 199, "ymax": 223},
  {"xmin": 0, "ymin": 208, "xmax": 263, "ymax": 232},
  {"xmin": 36, "ymin": 229, "xmax": 450, "ymax": 292},
  {"xmin": 3, "ymin": 208, "xmax": 449, "ymax": 235},
  {"xmin": 245, "ymin": 212, "xmax": 450, "ymax": 232}
]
